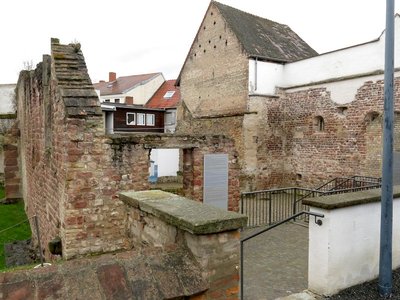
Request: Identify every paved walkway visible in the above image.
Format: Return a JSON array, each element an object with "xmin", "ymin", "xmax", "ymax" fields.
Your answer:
[{"xmin": 242, "ymin": 222, "xmax": 309, "ymax": 300}]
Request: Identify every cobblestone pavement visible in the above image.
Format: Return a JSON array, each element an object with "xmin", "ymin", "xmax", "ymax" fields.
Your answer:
[{"xmin": 241, "ymin": 222, "xmax": 309, "ymax": 300}]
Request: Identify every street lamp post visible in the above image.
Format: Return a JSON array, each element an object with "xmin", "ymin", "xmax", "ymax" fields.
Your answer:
[{"xmin": 379, "ymin": 0, "xmax": 395, "ymax": 297}]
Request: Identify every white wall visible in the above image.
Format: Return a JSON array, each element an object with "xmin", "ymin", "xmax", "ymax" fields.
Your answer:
[
  {"xmin": 150, "ymin": 149, "xmax": 179, "ymax": 177},
  {"xmin": 308, "ymin": 197, "xmax": 400, "ymax": 296},
  {"xmin": 126, "ymin": 73, "xmax": 165, "ymax": 105},
  {"xmin": 249, "ymin": 15, "xmax": 400, "ymax": 98},
  {"xmin": 0, "ymin": 84, "xmax": 16, "ymax": 113},
  {"xmin": 98, "ymin": 73, "xmax": 165, "ymax": 105},
  {"xmin": 248, "ymin": 59, "xmax": 283, "ymax": 95}
]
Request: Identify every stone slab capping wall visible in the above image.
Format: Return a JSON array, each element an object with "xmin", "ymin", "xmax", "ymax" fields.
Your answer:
[
  {"xmin": 120, "ymin": 190, "xmax": 247, "ymax": 300},
  {"xmin": 304, "ymin": 186, "xmax": 400, "ymax": 296},
  {"xmin": 7, "ymin": 38, "xmax": 240, "ymax": 261}
]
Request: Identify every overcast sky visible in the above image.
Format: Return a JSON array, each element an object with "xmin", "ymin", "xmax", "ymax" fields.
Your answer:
[{"xmin": 0, "ymin": 0, "xmax": 398, "ymax": 84}]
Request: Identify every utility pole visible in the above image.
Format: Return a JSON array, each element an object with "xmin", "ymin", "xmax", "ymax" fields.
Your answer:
[{"xmin": 379, "ymin": 0, "xmax": 395, "ymax": 297}]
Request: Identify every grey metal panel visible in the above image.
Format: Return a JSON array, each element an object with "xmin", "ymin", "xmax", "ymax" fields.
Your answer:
[
  {"xmin": 203, "ymin": 154, "xmax": 228, "ymax": 210},
  {"xmin": 393, "ymin": 151, "xmax": 400, "ymax": 185}
]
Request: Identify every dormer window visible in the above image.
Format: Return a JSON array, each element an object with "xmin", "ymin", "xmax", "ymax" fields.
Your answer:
[{"xmin": 163, "ymin": 91, "xmax": 175, "ymax": 99}]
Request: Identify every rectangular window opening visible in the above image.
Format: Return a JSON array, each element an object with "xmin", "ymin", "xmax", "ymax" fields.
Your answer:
[
  {"xmin": 126, "ymin": 112, "xmax": 135, "ymax": 125},
  {"xmin": 137, "ymin": 113, "xmax": 146, "ymax": 125},
  {"xmin": 146, "ymin": 114, "xmax": 155, "ymax": 126}
]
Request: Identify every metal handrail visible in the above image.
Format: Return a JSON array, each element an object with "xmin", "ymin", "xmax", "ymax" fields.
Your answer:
[{"xmin": 239, "ymin": 211, "xmax": 324, "ymax": 300}]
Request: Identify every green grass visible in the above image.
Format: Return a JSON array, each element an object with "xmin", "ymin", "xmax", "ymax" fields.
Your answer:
[{"xmin": 0, "ymin": 194, "xmax": 32, "ymax": 270}]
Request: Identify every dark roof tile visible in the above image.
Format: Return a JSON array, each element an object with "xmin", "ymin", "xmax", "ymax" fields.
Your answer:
[{"xmin": 214, "ymin": 1, "xmax": 318, "ymax": 62}]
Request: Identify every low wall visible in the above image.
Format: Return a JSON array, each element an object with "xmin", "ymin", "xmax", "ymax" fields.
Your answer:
[
  {"xmin": 0, "ymin": 248, "xmax": 208, "ymax": 300},
  {"xmin": 120, "ymin": 190, "xmax": 247, "ymax": 300},
  {"xmin": 304, "ymin": 187, "xmax": 400, "ymax": 296}
]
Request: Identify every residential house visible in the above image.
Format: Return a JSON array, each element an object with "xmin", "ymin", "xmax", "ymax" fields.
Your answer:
[
  {"xmin": 101, "ymin": 102, "xmax": 164, "ymax": 134},
  {"xmin": 176, "ymin": 1, "xmax": 400, "ymax": 191},
  {"xmin": 0, "ymin": 84, "xmax": 15, "ymax": 114},
  {"xmin": 95, "ymin": 73, "xmax": 181, "ymax": 178},
  {"xmin": 145, "ymin": 79, "xmax": 180, "ymax": 133},
  {"xmin": 94, "ymin": 72, "xmax": 165, "ymax": 105},
  {"xmin": 0, "ymin": 84, "xmax": 16, "ymax": 181}
]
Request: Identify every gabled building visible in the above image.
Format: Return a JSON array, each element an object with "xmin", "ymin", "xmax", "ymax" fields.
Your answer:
[
  {"xmin": 101, "ymin": 103, "xmax": 165, "ymax": 134},
  {"xmin": 176, "ymin": 1, "xmax": 400, "ymax": 191},
  {"xmin": 176, "ymin": 1, "xmax": 317, "ymax": 190},
  {"xmin": 94, "ymin": 72, "xmax": 165, "ymax": 105},
  {"xmin": 145, "ymin": 79, "xmax": 180, "ymax": 133}
]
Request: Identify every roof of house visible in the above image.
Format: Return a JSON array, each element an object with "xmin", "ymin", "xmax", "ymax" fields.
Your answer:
[
  {"xmin": 93, "ymin": 73, "xmax": 162, "ymax": 96},
  {"xmin": 213, "ymin": 1, "xmax": 317, "ymax": 62},
  {"xmin": 145, "ymin": 80, "xmax": 180, "ymax": 109},
  {"xmin": 100, "ymin": 102, "xmax": 164, "ymax": 112}
]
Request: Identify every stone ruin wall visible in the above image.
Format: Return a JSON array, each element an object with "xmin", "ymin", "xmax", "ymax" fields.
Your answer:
[
  {"xmin": 251, "ymin": 76, "xmax": 400, "ymax": 190},
  {"xmin": 13, "ymin": 39, "xmax": 148, "ymax": 259},
  {"xmin": 9, "ymin": 39, "xmax": 240, "ymax": 260}
]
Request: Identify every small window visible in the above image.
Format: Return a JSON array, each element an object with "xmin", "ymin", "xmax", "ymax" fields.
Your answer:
[
  {"xmin": 104, "ymin": 99, "xmax": 110, "ymax": 102},
  {"xmin": 314, "ymin": 116, "xmax": 325, "ymax": 132},
  {"xmin": 163, "ymin": 91, "xmax": 175, "ymax": 99},
  {"xmin": 165, "ymin": 112, "xmax": 176, "ymax": 125},
  {"xmin": 146, "ymin": 114, "xmax": 155, "ymax": 126},
  {"xmin": 137, "ymin": 113, "xmax": 145, "ymax": 125},
  {"xmin": 126, "ymin": 113, "xmax": 135, "ymax": 125},
  {"xmin": 114, "ymin": 98, "xmax": 120, "ymax": 103}
]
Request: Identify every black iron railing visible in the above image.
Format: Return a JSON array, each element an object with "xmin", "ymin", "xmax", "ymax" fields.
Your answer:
[
  {"xmin": 241, "ymin": 188, "xmax": 322, "ymax": 227},
  {"xmin": 241, "ymin": 176, "xmax": 381, "ymax": 227},
  {"xmin": 239, "ymin": 211, "xmax": 325, "ymax": 300}
]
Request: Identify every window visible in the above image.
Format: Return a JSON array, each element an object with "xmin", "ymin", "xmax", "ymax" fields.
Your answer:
[
  {"xmin": 114, "ymin": 98, "xmax": 120, "ymax": 103},
  {"xmin": 163, "ymin": 91, "xmax": 175, "ymax": 99},
  {"xmin": 104, "ymin": 99, "xmax": 110, "ymax": 102},
  {"xmin": 165, "ymin": 112, "xmax": 176, "ymax": 125},
  {"xmin": 137, "ymin": 113, "xmax": 145, "ymax": 125},
  {"xmin": 126, "ymin": 113, "xmax": 135, "ymax": 125},
  {"xmin": 314, "ymin": 116, "xmax": 325, "ymax": 132},
  {"xmin": 146, "ymin": 114, "xmax": 155, "ymax": 126}
]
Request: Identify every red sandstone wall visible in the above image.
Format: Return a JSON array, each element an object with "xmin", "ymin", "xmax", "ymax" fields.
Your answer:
[
  {"xmin": 14, "ymin": 41, "xmax": 151, "ymax": 260},
  {"xmin": 254, "ymin": 78, "xmax": 400, "ymax": 189}
]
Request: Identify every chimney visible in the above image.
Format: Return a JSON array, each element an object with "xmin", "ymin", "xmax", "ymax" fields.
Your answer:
[
  {"xmin": 109, "ymin": 72, "xmax": 116, "ymax": 82},
  {"xmin": 125, "ymin": 96, "xmax": 134, "ymax": 105}
]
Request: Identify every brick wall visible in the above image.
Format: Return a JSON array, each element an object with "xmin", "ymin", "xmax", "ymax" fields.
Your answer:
[
  {"xmin": 13, "ymin": 40, "xmax": 150, "ymax": 259},
  {"xmin": 252, "ymin": 77, "xmax": 400, "ymax": 189},
  {"xmin": 10, "ymin": 39, "xmax": 241, "ymax": 261},
  {"xmin": 177, "ymin": 2, "xmax": 249, "ymax": 190}
]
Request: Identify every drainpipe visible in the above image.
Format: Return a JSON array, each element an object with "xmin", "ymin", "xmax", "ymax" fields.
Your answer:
[{"xmin": 254, "ymin": 57, "xmax": 258, "ymax": 91}]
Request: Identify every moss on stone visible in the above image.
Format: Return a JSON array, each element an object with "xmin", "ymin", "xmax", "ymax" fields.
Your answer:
[{"xmin": 120, "ymin": 190, "xmax": 247, "ymax": 234}]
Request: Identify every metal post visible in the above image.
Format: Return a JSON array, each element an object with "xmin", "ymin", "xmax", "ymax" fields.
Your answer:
[
  {"xmin": 379, "ymin": 0, "xmax": 395, "ymax": 296},
  {"xmin": 34, "ymin": 215, "xmax": 44, "ymax": 267},
  {"xmin": 240, "ymin": 241, "xmax": 244, "ymax": 300}
]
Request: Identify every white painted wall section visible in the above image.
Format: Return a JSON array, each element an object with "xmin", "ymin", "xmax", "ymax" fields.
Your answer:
[
  {"xmin": 308, "ymin": 197, "xmax": 400, "ymax": 296},
  {"xmin": 150, "ymin": 149, "xmax": 179, "ymax": 177},
  {"xmin": 0, "ymin": 84, "xmax": 16, "ymax": 113},
  {"xmin": 248, "ymin": 59, "xmax": 283, "ymax": 95},
  {"xmin": 98, "ymin": 73, "xmax": 165, "ymax": 105},
  {"xmin": 249, "ymin": 16, "xmax": 400, "ymax": 98}
]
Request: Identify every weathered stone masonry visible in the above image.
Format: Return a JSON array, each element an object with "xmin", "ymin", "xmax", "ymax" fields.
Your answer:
[
  {"xmin": 248, "ymin": 77, "xmax": 400, "ymax": 189},
  {"xmin": 9, "ymin": 39, "xmax": 240, "ymax": 260}
]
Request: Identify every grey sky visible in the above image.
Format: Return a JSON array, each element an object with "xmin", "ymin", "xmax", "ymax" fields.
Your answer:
[{"xmin": 1, "ymin": 0, "xmax": 396, "ymax": 84}]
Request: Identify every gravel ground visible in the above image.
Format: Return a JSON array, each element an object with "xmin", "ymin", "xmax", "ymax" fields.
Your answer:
[{"xmin": 326, "ymin": 268, "xmax": 400, "ymax": 299}]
